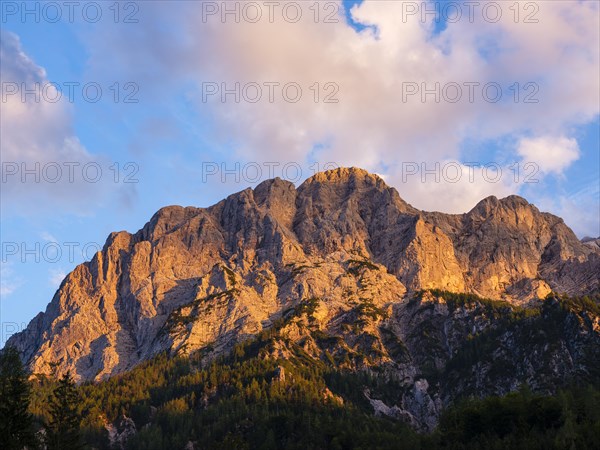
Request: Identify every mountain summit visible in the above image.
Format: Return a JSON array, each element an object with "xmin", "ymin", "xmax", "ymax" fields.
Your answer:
[{"xmin": 7, "ymin": 168, "xmax": 599, "ymax": 428}]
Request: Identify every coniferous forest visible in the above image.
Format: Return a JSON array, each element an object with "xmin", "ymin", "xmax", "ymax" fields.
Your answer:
[{"xmin": 2, "ymin": 292, "xmax": 600, "ymax": 449}]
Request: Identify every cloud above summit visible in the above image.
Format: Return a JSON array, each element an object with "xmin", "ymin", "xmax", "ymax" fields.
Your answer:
[{"xmin": 81, "ymin": 1, "xmax": 598, "ymax": 221}]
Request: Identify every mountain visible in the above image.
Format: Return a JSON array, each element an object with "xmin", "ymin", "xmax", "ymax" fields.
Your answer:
[
  {"xmin": 583, "ymin": 236, "xmax": 600, "ymax": 251},
  {"xmin": 7, "ymin": 167, "xmax": 600, "ymax": 430}
]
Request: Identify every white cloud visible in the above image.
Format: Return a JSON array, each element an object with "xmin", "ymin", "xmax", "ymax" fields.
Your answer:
[
  {"xmin": 0, "ymin": 262, "xmax": 21, "ymax": 297},
  {"xmin": 517, "ymin": 136, "xmax": 580, "ymax": 175},
  {"xmin": 40, "ymin": 232, "xmax": 58, "ymax": 244},
  {"xmin": 388, "ymin": 161, "xmax": 519, "ymax": 213},
  {"xmin": 532, "ymin": 187, "xmax": 600, "ymax": 239},
  {"xmin": 49, "ymin": 268, "xmax": 67, "ymax": 288},
  {"xmin": 1, "ymin": 31, "xmax": 89, "ymax": 160},
  {"xmin": 81, "ymin": 1, "xmax": 599, "ymax": 216},
  {"xmin": 0, "ymin": 30, "xmax": 116, "ymax": 216}
]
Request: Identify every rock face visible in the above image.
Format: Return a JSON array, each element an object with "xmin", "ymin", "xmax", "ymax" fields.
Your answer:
[
  {"xmin": 583, "ymin": 236, "xmax": 600, "ymax": 251},
  {"xmin": 6, "ymin": 168, "xmax": 600, "ymax": 428}
]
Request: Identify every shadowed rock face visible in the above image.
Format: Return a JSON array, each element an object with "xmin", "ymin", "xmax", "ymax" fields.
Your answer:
[{"xmin": 6, "ymin": 168, "xmax": 599, "ymax": 427}]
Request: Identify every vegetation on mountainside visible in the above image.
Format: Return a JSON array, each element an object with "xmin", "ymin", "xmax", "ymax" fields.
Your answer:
[
  {"xmin": 0, "ymin": 347, "xmax": 36, "ymax": 450},
  {"xmin": 2, "ymin": 291, "xmax": 599, "ymax": 449}
]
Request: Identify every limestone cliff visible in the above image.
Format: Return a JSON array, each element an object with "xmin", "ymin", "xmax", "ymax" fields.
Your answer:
[{"xmin": 7, "ymin": 168, "xmax": 599, "ymax": 419}]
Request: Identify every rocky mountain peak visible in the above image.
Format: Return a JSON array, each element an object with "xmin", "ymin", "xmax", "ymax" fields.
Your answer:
[
  {"xmin": 301, "ymin": 167, "xmax": 384, "ymax": 186},
  {"xmin": 582, "ymin": 236, "xmax": 600, "ymax": 251},
  {"xmin": 6, "ymin": 168, "xmax": 599, "ymax": 387},
  {"xmin": 470, "ymin": 194, "xmax": 534, "ymax": 218},
  {"xmin": 138, "ymin": 206, "xmax": 203, "ymax": 243}
]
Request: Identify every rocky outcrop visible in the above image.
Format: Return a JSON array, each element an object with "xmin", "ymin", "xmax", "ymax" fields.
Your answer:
[
  {"xmin": 106, "ymin": 414, "xmax": 137, "ymax": 450},
  {"xmin": 582, "ymin": 236, "xmax": 600, "ymax": 251},
  {"xmin": 6, "ymin": 168, "xmax": 599, "ymax": 400}
]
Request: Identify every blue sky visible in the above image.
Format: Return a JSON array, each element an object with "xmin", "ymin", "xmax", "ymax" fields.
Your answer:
[{"xmin": 1, "ymin": 0, "xmax": 599, "ymax": 345}]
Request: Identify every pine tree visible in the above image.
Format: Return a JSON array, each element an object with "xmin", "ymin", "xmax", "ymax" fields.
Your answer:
[
  {"xmin": 46, "ymin": 372, "xmax": 82, "ymax": 450},
  {"xmin": 259, "ymin": 429, "xmax": 277, "ymax": 450},
  {"xmin": 0, "ymin": 346, "xmax": 36, "ymax": 450}
]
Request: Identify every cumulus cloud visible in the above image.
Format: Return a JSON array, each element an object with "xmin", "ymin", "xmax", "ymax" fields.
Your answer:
[
  {"xmin": 1, "ymin": 31, "xmax": 89, "ymax": 164},
  {"xmin": 517, "ymin": 136, "xmax": 580, "ymax": 175},
  {"xmin": 49, "ymin": 268, "xmax": 67, "ymax": 288},
  {"xmin": 79, "ymin": 1, "xmax": 599, "ymax": 217},
  {"xmin": 0, "ymin": 262, "xmax": 21, "ymax": 297},
  {"xmin": 40, "ymin": 232, "xmax": 58, "ymax": 244},
  {"xmin": 0, "ymin": 30, "xmax": 118, "ymax": 216},
  {"xmin": 531, "ymin": 179, "xmax": 600, "ymax": 238},
  {"xmin": 386, "ymin": 160, "xmax": 520, "ymax": 213}
]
